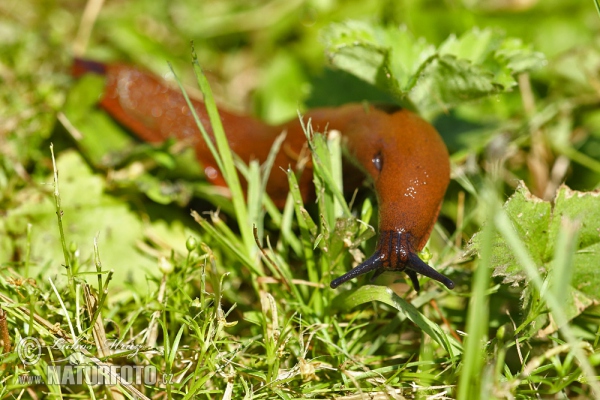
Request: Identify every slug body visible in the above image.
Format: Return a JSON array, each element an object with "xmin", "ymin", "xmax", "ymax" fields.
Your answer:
[{"xmin": 72, "ymin": 59, "xmax": 454, "ymax": 291}]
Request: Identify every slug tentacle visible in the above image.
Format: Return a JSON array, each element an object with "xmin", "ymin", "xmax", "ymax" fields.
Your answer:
[
  {"xmin": 330, "ymin": 230, "xmax": 454, "ymax": 290},
  {"xmin": 406, "ymin": 252, "xmax": 455, "ymax": 290},
  {"xmin": 330, "ymin": 252, "xmax": 385, "ymax": 289}
]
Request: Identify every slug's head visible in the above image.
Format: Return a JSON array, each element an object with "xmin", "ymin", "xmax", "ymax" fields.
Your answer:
[
  {"xmin": 331, "ymin": 104, "xmax": 453, "ymax": 291},
  {"xmin": 329, "ymin": 230, "xmax": 454, "ymax": 291}
]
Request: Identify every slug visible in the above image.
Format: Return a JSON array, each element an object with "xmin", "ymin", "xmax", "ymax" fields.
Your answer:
[{"xmin": 72, "ymin": 59, "xmax": 454, "ymax": 291}]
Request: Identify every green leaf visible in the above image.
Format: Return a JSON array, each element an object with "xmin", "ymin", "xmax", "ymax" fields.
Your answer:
[
  {"xmin": 409, "ymin": 55, "xmax": 502, "ymax": 115},
  {"xmin": 467, "ymin": 182, "xmax": 600, "ymax": 323},
  {"xmin": 322, "ymin": 23, "xmax": 545, "ymax": 116},
  {"xmin": 550, "ymin": 187, "xmax": 600, "ymax": 294},
  {"xmin": 62, "ymin": 74, "xmax": 134, "ymax": 166},
  {"xmin": 322, "ymin": 21, "xmax": 399, "ymax": 97},
  {"xmin": 333, "ymin": 285, "xmax": 462, "ymax": 356},
  {"xmin": 476, "ymin": 183, "xmax": 551, "ymax": 284},
  {"xmin": 385, "ymin": 26, "xmax": 436, "ymax": 92},
  {"xmin": 3, "ymin": 151, "xmax": 192, "ymax": 289},
  {"xmin": 439, "ymin": 29, "xmax": 502, "ymax": 64}
]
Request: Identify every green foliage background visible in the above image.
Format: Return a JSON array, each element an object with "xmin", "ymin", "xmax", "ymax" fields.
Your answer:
[{"xmin": 2, "ymin": 0, "xmax": 600, "ymax": 399}]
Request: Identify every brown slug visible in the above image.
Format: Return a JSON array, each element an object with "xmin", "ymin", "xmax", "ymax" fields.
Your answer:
[{"xmin": 72, "ymin": 58, "xmax": 454, "ymax": 291}]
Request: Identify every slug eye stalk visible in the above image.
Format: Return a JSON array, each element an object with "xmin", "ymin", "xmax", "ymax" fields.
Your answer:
[{"xmin": 330, "ymin": 231, "xmax": 454, "ymax": 291}]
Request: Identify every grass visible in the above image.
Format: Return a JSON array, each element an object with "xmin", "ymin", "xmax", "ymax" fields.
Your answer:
[{"xmin": 2, "ymin": 0, "xmax": 600, "ymax": 399}]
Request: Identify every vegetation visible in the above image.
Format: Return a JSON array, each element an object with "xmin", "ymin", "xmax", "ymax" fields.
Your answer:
[{"xmin": 1, "ymin": 0, "xmax": 600, "ymax": 398}]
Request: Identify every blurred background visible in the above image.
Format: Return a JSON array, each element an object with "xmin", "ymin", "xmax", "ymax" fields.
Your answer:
[
  {"xmin": 1, "ymin": 0, "xmax": 600, "ymax": 281},
  {"xmin": 2, "ymin": 2, "xmax": 600, "ymax": 397},
  {"xmin": 2, "ymin": 0, "xmax": 600, "ymax": 183}
]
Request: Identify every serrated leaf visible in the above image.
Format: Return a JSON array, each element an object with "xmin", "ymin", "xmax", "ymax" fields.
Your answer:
[
  {"xmin": 496, "ymin": 37, "xmax": 547, "ymax": 75},
  {"xmin": 467, "ymin": 182, "xmax": 600, "ymax": 324},
  {"xmin": 409, "ymin": 55, "xmax": 503, "ymax": 114},
  {"xmin": 549, "ymin": 188, "xmax": 600, "ymax": 295},
  {"xmin": 439, "ymin": 29, "xmax": 503, "ymax": 64},
  {"xmin": 322, "ymin": 21, "xmax": 401, "ymax": 98},
  {"xmin": 383, "ymin": 26, "xmax": 436, "ymax": 92},
  {"xmin": 322, "ymin": 23, "xmax": 545, "ymax": 116}
]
